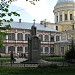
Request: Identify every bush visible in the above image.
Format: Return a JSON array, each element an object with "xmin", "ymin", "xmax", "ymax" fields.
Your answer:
[
  {"xmin": 65, "ymin": 39, "xmax": 75, "ymax": 63},
  {"xmin": 38, "ymin": 64, "xmax": 58, "ymax": 68}
]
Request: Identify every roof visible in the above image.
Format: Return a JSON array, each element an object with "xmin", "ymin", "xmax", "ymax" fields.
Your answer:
[
  {"xmin": 56, "ymin": 0, "xmax": 75, "ymax": 5},
  {"xmin": 3, "ymin": 22, "xmax": 59, "ymax": 32},
  {"xmin": 55, "ymin": 40, "xmax": 69, "ymax": 44}
]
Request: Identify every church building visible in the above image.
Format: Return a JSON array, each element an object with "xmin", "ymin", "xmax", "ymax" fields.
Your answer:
[{"xmin": 48, "ymin": 0, "xmax": 75, "ymax": 56}]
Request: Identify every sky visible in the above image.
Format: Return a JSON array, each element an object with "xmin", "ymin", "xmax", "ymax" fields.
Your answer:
[{"xmin": 9, "ymin": 0, "xmax": 58, "ymax": 23}]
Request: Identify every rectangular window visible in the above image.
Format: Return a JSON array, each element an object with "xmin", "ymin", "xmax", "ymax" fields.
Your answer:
[
  {"xmin": 56, "ymin": 26, "xmax": 58, "ymax": 30},
  {"xmin": 39, "ymin": 35, "xmax": 43, "ymax": 41},
  {"xmin": 60, "ymin": 15, "xmax": 62, "ymax": 21},
  {"xmin": 65, "ymin": 14, "xmax": 67, "ymax": 20},
  {"xmin": 56, "ymin": 16, "xmax": 58, "ymax": 22},
  {"xmin": 56, "ymin": 36, "xmax": 60, "ymax": 41},
  {"xmin": 45, "ymin": 47, "xmax": 49, "ymax": 53},
  {"xmin": 50, "ymin": 47, "xmax": 54, "ymax": 54},
  {"xmin": 8, "ymin": 33, "xmax": 15, "ymax": 40},
  {"xmin": 50, "ymin": 35, "xmax": 54, "ymax": 42},
  {"xmin": 41, "ymin": 47, "xmax": 43, "ymax": 52},
  {"xmin": 45, "ymin": 35, "xmax": 49, "ymax": 42},
  {"xmin": 61, "ymin": 47, "xmax": 64, "ymax": 54},
  {"xmin": 72, "ymin": 25, "xmax": 74, "ymax": 30},
  {"xmin": 17, "ymin": 33, "xmax": 23, "ymax": 41},
  {"xmin": 70, "ymin": 14, "xmax": 73, "ymax": 20},
  {"xmin": 25, "ymin": 47, "xmax": 28, "ymax": 52},
  {"xmin": 0, "ymin": 46, "xmax": 5, "ymax": 53}
]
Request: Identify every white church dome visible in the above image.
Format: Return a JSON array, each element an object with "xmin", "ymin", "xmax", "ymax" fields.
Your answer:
[
  {"xmin": 56, "ymin": 0, "xmax": 75, "ymax": 5},
  {"xmin": 54, "ymin": 0, "xmax": 75, "ymax": 24}
]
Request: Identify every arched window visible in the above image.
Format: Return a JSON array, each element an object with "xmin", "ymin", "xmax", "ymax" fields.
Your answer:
[
  {"xmin": 45, "ymin": 47, "xmax": 49, "ymax": 53},
  {"xmin": 8, "ymin": 46, "xmax": 15, "ymax": 53},
  {"xmin": 39, "ymin": 34, "xmax": 43, "ymax": 41},
  {"xmin": 50, "ymin": 47, "xmax": 54, "ymax": 54},
  {"xmin": 17, "ymin": 46, "xmax": 23, "ymax": 53},
  {"xmin": 44, "ymin": 35, "xmax": 49, "ymax": 42},
  {"xmin": 17, "ymin": 33, "xmax": 23, "ymax": 41},
  {"xmin": 8, "ymin": 33, "xmax": 15, "ymax": 40},
  {"xmin": 0, "ymin": 46, "xmax": 5, "ymax": 53},
  {"xmin": 25, "ymin": 34, "xmax": 30, "ymax": 41}
]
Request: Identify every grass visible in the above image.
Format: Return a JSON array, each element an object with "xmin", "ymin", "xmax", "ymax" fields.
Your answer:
[
  {"xmin": 0, "ymin": 58, "xmax": 10, "ymax": 62},
  {"xmin": 0, "ymin": 57, "xmax": 75, "ymax": 75},
  {"xmin": 0, "ymin": 66, "xmax": 75, "ymax": 75},
  {"xmin": 41, "ymin": 56, "xmax": 65, "ymax": 62}
]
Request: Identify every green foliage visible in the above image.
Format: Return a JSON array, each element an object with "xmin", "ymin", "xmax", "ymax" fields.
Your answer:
[
  {"xmin": 0, "ymin": 66, "xmax": 75, "ymax": 75},
  {"xmin": 41, "ymin": 56, "xmax": 65, "ymax": 62},
  {"xmin": 0, "ymin": 0, "xmax": 20, "ymax": 47},
  {"xmin": 38, "ymin": 64, "xmax": 58, "ymax": 69},
  {"xmin": 65, "ymin": 39, "xmax": 75, "ymax": 63},
  {"xmin": 0, "ymin": 58, "xmax": 11, "ymax": 62}
]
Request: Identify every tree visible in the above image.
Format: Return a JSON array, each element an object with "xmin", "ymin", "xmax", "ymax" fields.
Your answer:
[
  {"xmin": 65, "ymin": 38, "xmax": 75, "ymax": 63},
  {"xmin": 11, "ymin": 0, "xmax": 40, "ymax": 5},
  {"xmin": 0, "ymin": 0, "xmax": 20, "ymax": 47},
  {"xmin": 26, "ymin": 0, "xmax": 40, "ymax": 5}
]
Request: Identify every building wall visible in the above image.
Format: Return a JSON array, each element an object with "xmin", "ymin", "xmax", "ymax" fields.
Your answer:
[
  {"xmin": 0, "ymin": 28, "xmax": 61, "ymax": 56},
  {"xmin": 53, "ymin": 2, "xmax": 75, "ymax": 31}
]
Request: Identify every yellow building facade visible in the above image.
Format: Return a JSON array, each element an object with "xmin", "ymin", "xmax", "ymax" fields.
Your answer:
[{"xmin": 48, "ymin": 0, "xmax": 75, "ymax": 56}]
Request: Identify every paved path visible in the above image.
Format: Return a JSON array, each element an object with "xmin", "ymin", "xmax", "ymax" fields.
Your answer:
[
  {"xmin": 0, "ymin": 58, "xmax": 68, "ymax": 67},
  {"xmin": 14, "ymin": 58, "xmax": 27, "ymax": 63}
]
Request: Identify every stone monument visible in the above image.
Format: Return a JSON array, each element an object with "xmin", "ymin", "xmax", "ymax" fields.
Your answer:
[{"xmin": 24, "ymin": 20, "xmax": 41, "ymax": 63}]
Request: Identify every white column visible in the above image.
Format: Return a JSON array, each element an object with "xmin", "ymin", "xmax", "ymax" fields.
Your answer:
[
  {"xmin": 62, "ymin": 11, "xmax": 64, "ymax": 22},
  {"xmin": 15, "ymin": 46, "xmax": 17, "ymax": 54},
  {"xmin": 23, "ymin": 31, "xmax": 25, "ymax": 43},
  {"xmin": 49, "ymin": 47, "xmax": 50, "ymax": 54},
  {"xmin": 15, "ymin": 30, "xmax": 17, "ymax": 42},
  {"xmin": 6, "ymin": 35, "xmax": 8, "ymax": 42},
  {"xmin": 73, "ymin": 10, "xmax": 75, "ymax": 21},
  {"xmin": 6, "ymin": 46, "xmax": 8, "ymax": 53},
  {"xmin": 60, "ymin": 35, "xmax": 61, "ymax": 41},
  {"xmin": 54, "ymin": 36, "xmax": 56, "ymax": 42},
  {"xmin": 54, "ymin": 13, "xmax": 56, "ymax": 23},
  {"xmin": 58, "ymin": 12, "xmax": 60, "ymax": 22},
  {"xmin": 54, "ymin": 26, "xmax": 56, "ymax": 30},
  {"xmin": 49, "ymin": 35, "xmax": 50, "ymax": 42},
  {"xmin": 6, "ymin": 30, "xmax": 8, "ymax": 42},
  {"xmin": 23, "ymin": 46, "xmax": 25, "ymax": 53},
  {"xmin": 43, "ymin": 35, "xmax": 45, "ymax": 41},
  {"xmin": 43, "ymin": 47, "xmax": 45, "ymax": 54},
  {"xmin": 54, "ymin": 34, "xmax": 56, "ymax": 42},
  {"xmin": 68, "ymin": 10, "xmax": 70, "ymax": 21}
]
